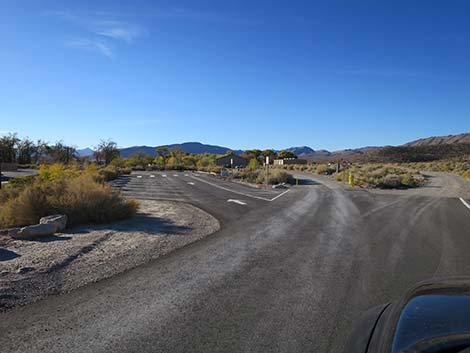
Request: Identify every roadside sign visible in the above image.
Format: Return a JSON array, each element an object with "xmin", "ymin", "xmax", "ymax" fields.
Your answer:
[{"xmin": 341, "ymin": 160, "xmax": 351, "ymax": 169}]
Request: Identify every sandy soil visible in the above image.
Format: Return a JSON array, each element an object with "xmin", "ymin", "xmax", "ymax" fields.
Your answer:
[{"xmin": 0, "ymin": 200, "xmax": 219, "ymax": 310}]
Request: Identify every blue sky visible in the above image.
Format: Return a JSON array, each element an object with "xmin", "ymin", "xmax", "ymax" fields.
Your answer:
[{"xmin": 1, "ymin": 0, "xmax": 470, "ymax": 150}]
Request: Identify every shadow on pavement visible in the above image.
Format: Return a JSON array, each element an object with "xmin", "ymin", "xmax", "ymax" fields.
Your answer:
[
  {"xmin": 0, "ymin": 248, "xmax": 21, "ymax": 261},
  {"xmin": 70, "ymin": 215, "xmax": 191, "ymax": 236},
  {"xmin": 291, "ymin": 178, "xmax": 319, "ymax": 186},
  {"xmin": 36, "ymin": 235, "xmax": 72, "ymax": 243}
]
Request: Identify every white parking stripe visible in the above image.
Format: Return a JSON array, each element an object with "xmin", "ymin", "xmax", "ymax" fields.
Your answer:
[
  {"xmin": 270, "ymin": 189, "xmax": 290, "ymax": 201},
  {"xmin": 162, "ymin": 174, "xmax": 167, "ymax": 177},
  {"xmin": 460, "ymin": 197, "xmax": 470, "ymax": 210},
  {"xmin": 173, "ymin": 174, "xmax": 178, "ymax": 177},
  {"xmin": 190, "ymin": 175, "xmax": 289, "ymax": 202},
  {"xmin": 136, "ymin": 175, "xmax": 142, "ymax": 178},
  {"xmin": 150, "ymin": 175, "xmax": 155, "ymax": 178},
  {"xmin": 227, "ymin": 199, "xmax": 247, "ymax": 205},
  {"xmin": 187, "ymin": 182, "xmax": 195, "ymax": 185}
]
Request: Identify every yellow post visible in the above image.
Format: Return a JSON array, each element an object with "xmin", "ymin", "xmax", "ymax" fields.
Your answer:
[
  {"xmin": 348, "ymin": 171, "xmax": 354, "ymax": 186},
  {"xmin": 296, "ymin": 177, "xmax": 298, "ymax": 186}
]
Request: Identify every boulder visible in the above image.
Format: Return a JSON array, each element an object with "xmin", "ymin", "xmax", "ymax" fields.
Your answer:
[
  {"xmin": 39, "ymin": 214, "xmax": 68, "ymax": 232},
  {"xmin": 7, "ymin": 228, "xmax": 21, "ymax": 237},
  {"xmin": 10, "ymin": 223, "xmax": 56, "ymax": 240}
]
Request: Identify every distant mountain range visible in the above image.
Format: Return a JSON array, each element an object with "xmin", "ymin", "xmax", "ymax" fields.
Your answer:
[
  {"xmin": 76, "ymin": 133, "xmax": 470, "ymax": 160},
  {"xmin": 77, "ymin": 142, "xmax": 242, "ymax": 158},
  {"xmin": 119, "ymin": 142, "xmax": 243, "ymax": 158},
  {"xmin": 76, "ymin": 148, "xmax": 95, "ymax": 157},
  {"xmin": 403, "ymin": 133, "xmax": 470, "ymax": 147}
]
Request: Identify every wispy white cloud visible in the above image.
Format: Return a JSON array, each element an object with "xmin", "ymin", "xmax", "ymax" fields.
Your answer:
[
  {"xmin": 65, "ymin": 38, "xmax": 114, "ymax": 59},
  {"xmin": 43, "ymin": 10, "xmax": 147, "ymax": 58},
  {"xmin": 91, "ymin": 20, "xmax": 146, "ymax": 43}
]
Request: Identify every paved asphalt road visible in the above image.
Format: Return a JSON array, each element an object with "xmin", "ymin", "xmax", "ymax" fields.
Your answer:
[{"xmin": 1, "ymin": 171, "xmax": 470, "ymax": 353}]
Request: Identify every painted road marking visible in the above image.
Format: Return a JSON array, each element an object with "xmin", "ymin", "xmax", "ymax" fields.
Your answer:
[
  {"xmin": 270, "ymin": 189, "xmax": 290, "ymax": 201},
  {"xmin": 184, "ymin": 174, "xmax": 189, "ymax": 177},
  {"xmin": 150, "ymin": 175, "xmax": 155, "ymax": 178},
  {"xmin": 162, "ymin": 174, "xmax": 167, "ymax": 177},
  {"xmin": 187, "ymin": 182, "xmax": 195, "ymax": 185},
  {"xmin": 227, "ymin": 199, "xmax": 247, "ymax": 205},
  {"xmin": 173, "ymin": 174, "xmax": 178, "ymax": 177},
  {"xmin": 136, "ymin": 175, "xmax": 143, "ymax": 178},
  {"xmin": 190, "ymin": 175, "xmax": 289, "ymax": 202},
  {"xmin": 460, "ymin": 197, "xmax": 470, "ymax": 210}
]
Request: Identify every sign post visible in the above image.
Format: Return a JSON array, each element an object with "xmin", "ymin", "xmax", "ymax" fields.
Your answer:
[{"xmin": 265, "ymin": 156, "xmax": 269, "ymax": 189}]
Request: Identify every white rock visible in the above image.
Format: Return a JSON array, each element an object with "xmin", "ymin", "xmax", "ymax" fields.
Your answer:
[
  {"xmin": 39, "ymin": 214, "xmax": 68, "ymax": 232},
  {"xmin": 11, "ymin": 223, "xmax": 56, "ymax": 240}
]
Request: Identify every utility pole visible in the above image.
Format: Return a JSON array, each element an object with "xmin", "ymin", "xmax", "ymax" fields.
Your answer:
[{"xmin": 265, "ymin": 156, "xmax": 269, "ymax": 189}]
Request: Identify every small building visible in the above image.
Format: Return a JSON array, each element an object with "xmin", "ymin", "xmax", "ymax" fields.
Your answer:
[
  {"xmin": 273, "ymin": 158, "xmax": 307, "ymax": 165},
  {"xmin": 216, "ymin": 155, "xmax": 248, "ymax": 168}
]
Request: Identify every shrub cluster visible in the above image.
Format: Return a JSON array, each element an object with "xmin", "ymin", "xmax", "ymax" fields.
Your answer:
[
  {"xmin": 0, "ymin": 164, "xmax": 138, "ymax": 229},
  {"xmin": 232, "ymin": 168, "xmax": 291, "ymax": 185},
  {"xmin": 404, "ymin": 158, "xmax": 470, "ymax": 180},
  {"xmin": 334, "ymin": 164, "xmax": 425, "ymax": 189}
]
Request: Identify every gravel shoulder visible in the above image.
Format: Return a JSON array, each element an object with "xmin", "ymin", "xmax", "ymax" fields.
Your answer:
[
  {"xmin": 0, "ymin": 200, "xmax": 219, "ymax": 310},
  {"xmin": 364, "ymin": 171, "xmax": 470, "ymax": 198}
]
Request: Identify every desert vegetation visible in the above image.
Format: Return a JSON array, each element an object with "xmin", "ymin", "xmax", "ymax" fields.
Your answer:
[
  {"xmin": 274, "ymin": 162, "xmax": 426, "ymax": 189},
  {"xmin": 231, "ymin": 168, "xmax": 291, "ymax": 185},
  {"xmin": 334, "ymin": 164, "xmax": 425, "ymax": 188},
  {"xmin": 0, "ymin": 164, "xmax": 138, "ymax": 229}
]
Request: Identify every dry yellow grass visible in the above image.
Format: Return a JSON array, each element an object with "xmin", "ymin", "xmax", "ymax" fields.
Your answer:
[{"xmin": 0, "ymin": 165, "xmax": 138, "ymax": 229}]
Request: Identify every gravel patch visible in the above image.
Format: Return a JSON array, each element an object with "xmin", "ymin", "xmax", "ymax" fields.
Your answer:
[
  {"xmin": 0, "ymin": 200, "xmax": 219, "ymax": 310},
  {"xmin": 365, "ymin": 172, "xmax": 470, "ymax": 198}
]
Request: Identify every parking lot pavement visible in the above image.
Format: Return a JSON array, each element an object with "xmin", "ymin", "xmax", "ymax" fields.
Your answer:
[
  {"xmin": 0, "ymin": 169, "xmax": 38, "ymax": 179},
  {"xmin": 110, "ymin": 171, "xmax": 289, "ymax": 203},
  {"xmin": 190, "ymin": 172, "xmax": 288, "ymax": 201},
  {"xmin": 110, "ymin": 172, "xmax": 189, "ymax": 201}
]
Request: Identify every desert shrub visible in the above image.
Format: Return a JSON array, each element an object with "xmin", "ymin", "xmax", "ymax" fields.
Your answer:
[
  {"xmin": 379, "ymin": 174, "xmax": 401, "ymax": 188},
  {"xmin": 0, "ymin": 185, "xmax": 20, "ymax": 205},
  {"xmin": 6, "ymin": 175, "xmax": 36, "ymax": 189},
  {"xmin": 121, "ymin": 167, "xmax": 132, "ymax": 175},
  {"xmin": 336, "ymin": 171, "xmax": 348, "ymax": 182},
  {"xmin": 233, "ymin": 168, "xmax": 260, "ymax": 183},
  {"xmin": 316, "ymin": 164, "xmax": 335, "ymax": 175},
  {"xmin": 39, "ymin": 163, "xmax": 81, "ymax": 181},
  {"xmin": 256, "ymin": 169, "xmax": 290, "ymax": 185},
  {"xmin": 0, "ymin": 175, "xmax": 138, "ymax": 229},
  {"xmin": 98, "ymin": 166, "xmax": 120, "ymax": 182},
  {"xmin": 400, "ymin": 174, "xmax": 422, "ymax": 187},
  {"xmin": 335, "ymin": 163, "xmax": 426, "ymax": 189},
  {"xmin": 248, "ymin": 158, "xmax": 259, "ymax": 171}
]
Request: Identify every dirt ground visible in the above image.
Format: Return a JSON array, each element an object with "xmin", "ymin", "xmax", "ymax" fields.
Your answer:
[{"xmin": 0, "ymin": 200, "xmax": 219, "ymax": 310}]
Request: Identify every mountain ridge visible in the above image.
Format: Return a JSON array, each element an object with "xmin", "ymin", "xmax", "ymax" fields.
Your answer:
[
  {"xmin": 75, "ymin": 133, "xmax": 470, "ymax": 159},
  {"xmin": 403, "ymin": 133, "xmax": 470, "ymax": 147}
]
